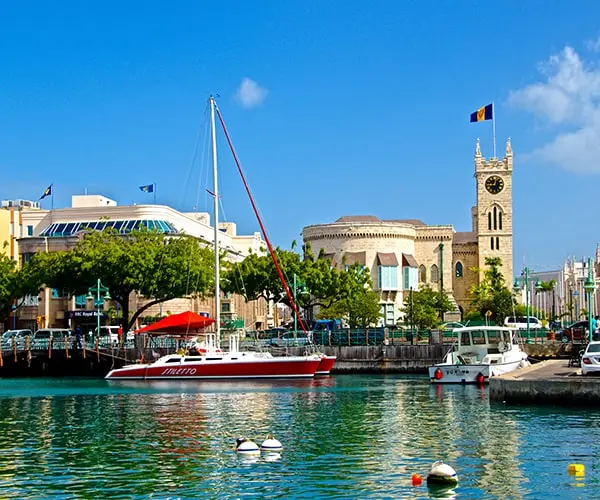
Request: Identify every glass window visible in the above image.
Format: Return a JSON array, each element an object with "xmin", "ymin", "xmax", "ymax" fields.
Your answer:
[
  {"xmin": 419, "ymin": 265, "xmax": 426, "ymax": 283},
  {"xmin": 471, "ymin": 330, "xmax": 487, "ymax": 344},
  {"xmin": 491, "ymin": 237, "xmax": 494, "ymax": 250},
  {"xmin": 430, "ymin": 264, "xmax": 439, "ymax": 283},
  {"xmin": 487, "ymin": 330, "xmax": 502, "ymax": 345},
  {"xmin": 378, "ymin": 266, "xmax": 398, "ymax": 290},
  {"xmin": 499, "ymin": 212, "xmax": 503, "ymax": 230},
  {"xmin": 455, "ymin": 262, "xmax": 463, "ymax": 278},
  {"xmin": 461, "ymin": 331, "xmax": 471, "ymax": 346},
  {"xmin": 27, "ymin": 225, "xmax": 33, "ymax": 236},
  {"xmin": 496, "ymin": 237, "xmax": 500, "ymax": 250},
  {"xmin": 386, "ymin": 304, "xmax": 395, "ymax": 324},
  {"xmin": 75, "ymin": 294, "xmax": 87, "ymax": 309},
  {"xmin": 488, "ymin": 212, "xmax": 492, "ymax": 231},
  {"xmin": 403, "ymin": 267, "xmax": 409, "ymax": 289},
  {"xmin": 493, "ymin": 206, "xmax": 497, "ymax": 230}
]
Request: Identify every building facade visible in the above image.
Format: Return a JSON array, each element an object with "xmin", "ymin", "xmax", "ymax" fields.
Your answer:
[
  {"xmin": 3, "ymin": 194, "xmax": 268, "ymax": 333},
  {"xmin": 302, "ymin": 139, "xmax": 514, "ymax": 325}
]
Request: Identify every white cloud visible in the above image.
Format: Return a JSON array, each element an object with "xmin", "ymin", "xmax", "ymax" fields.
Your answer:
[
  {"xmin": 508, "ymin": 45, "xmax": 600, "ymax": 173},
  {"xmin": 235, "ymin": 78, "xmax": 268, "ymax": 109},
  {"xmin": 587, "ymin": 36, "xmax": 600, "ymax": 52}
]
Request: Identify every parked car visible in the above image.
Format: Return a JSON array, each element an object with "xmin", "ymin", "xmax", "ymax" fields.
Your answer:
[
  {"xmin": 1, "ymin": 329, "xmax": 33, "ymax": 348},
  {"xmin": 33, "ymin": 328, "xmax": 73, "ymax": 343},
  {"xmin": 558, "ymin": 321, "xmax": 590, "ymax": 343},
  {"xmin": 504, "ymin": 316, "xmax": 543, "ymax": 330},
  {"xmin": 269, "ymin": 332, "xmax": 311, "ymax": 347},
  {"xmin": 94, "ymin": 326, "xmax": 133, "ymax": 345},
  {"xmin": 581, "ymin": 341, "xmax": 600, "ymax": 376}
]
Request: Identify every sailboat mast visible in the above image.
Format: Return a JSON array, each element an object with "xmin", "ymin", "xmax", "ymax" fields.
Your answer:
[{"xmin": 209, "ymin": 96, "xmax": 220, "ymax": 344}]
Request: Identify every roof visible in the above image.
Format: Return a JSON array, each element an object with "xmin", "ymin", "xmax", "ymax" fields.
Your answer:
[
  {"xmin": 454, "ymin": 231, "xmax": 477, "ymax": 244},
  {"xmin": 377, "ymin": 252, "xmax": 399, "ymax": 266},
  {"xmin": 402, "ymin": 253, "xmax": 418, "ymax": 267},
  {"xmin": 335, "ymin": 215, "xmax": 381, "ymax": 223},
  {"xmin": 343, "ymin": 251, "xmax": 366, "ymax": 266},
  {"xmin": 383, "ymin": 219, "xmax": 426, "ymax": 226}
]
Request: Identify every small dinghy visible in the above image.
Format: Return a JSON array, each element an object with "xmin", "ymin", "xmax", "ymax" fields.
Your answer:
[{"xmin": 426, "ymin": 461, "xmax": 458, "ymax": 485}]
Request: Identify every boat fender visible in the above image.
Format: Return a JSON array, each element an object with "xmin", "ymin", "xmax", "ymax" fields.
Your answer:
[
  {"xmin": 260, "ymin": 434, "xmax": 283, "ymax": 452},
  {"xmin": 235, "ymin": 437, "xmax": 260, "ymax": 455},
  {"xmin": 476, "ymin": 372, "xmax": 485, "ymax": 385},
  {"xmin": 426, "ymin": 461, "xmax": 458, "ymax": 485},
  {"xmin": 411, "ymin": 473, "xmax": 422, "ymax": 486},
  {"xmin": 434, "ymin": 368, "xmax": 443, "ymax": 380}
]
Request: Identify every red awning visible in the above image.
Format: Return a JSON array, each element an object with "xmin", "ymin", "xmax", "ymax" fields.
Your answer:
[{"xmin": 135, "ymin": 311, "xmax": 215, "ymax": 335}]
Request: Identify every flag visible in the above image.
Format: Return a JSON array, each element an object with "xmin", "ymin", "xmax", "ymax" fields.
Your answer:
[
  {"xmin": 470, "ymin": 103, "xmax": 493, "ymax": 123},
  {"xmin": 139, "ymin": 184, "xmax": 154, "ymax": 193},
  {"xmin": 39, "ymin": 184, "xmax": 53, "ymax": 200}
]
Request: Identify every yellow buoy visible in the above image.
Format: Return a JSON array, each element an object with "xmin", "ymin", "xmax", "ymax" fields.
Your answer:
[{"xmin": 568, "ymin": 463, "xmax": 585, "ymax": 475}]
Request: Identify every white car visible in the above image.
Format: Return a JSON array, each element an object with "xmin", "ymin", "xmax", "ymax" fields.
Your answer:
[
  {"xmin": 504, "ymin": 316, "xmax": 543, "ymax": 330},
  {"xmin": 581, "ymin": 341, "xmax": 600, "ymax": 376}
]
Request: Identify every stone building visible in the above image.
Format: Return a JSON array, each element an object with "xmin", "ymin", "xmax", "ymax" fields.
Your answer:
[
  {"xmin": 2, "ymin": 194, "xmax": 269, "ymax": 333},
  {"xmin": 302, "ymin": 139, "xmax": 514, "ymax": 325}
]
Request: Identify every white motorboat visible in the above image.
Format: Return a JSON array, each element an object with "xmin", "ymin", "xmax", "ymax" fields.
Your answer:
[{"xmin": 428, "ymin": 326, "xmax": 529, "ymax": 384}]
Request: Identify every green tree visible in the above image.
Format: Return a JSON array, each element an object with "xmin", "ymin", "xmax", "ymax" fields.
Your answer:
[
  {"xmin": 0, "ymin": 249, "xmax": 39, "ymax": 323},
  {"xmin": 317, "ymin": 264, "xmax": 382, "ymax": 328},
  {"xmin": 29, "ymin": 230, "xmax": 214, "ymax": 332},
  {"xmin": 401, "ymin": 285, "xmax": 453, "ymax": 330},
  {"xmin": 469, "ymin": 257, "xmax": 514, "ymax": 324}
]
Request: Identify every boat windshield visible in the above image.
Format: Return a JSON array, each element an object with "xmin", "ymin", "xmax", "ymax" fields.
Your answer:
[
  {"xmin": 461, "ymin": 331, "xmax": 471, "ymax": 346},
  {"xmin": 486, "ymin": 330, "xmax": 505, "ymax": 345},
  {"xmin": 471, "ymin": 330, "xmax": 487, "ymax": 345}
]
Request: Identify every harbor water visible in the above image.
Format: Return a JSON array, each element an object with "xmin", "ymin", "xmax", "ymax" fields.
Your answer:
[{"xmin": 0, "ymin": 375, "xmax": 597, "ymax": 499}]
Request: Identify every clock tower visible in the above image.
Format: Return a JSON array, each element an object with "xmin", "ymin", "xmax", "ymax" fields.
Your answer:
[{"xmin": 473, "ymin": 138, "xmax": 513, "ymax": 285}]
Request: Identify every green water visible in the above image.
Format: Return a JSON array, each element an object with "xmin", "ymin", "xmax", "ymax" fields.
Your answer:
[{"xmin": 0, "ymin": 375, "xmax": 597, "ymax": 499}]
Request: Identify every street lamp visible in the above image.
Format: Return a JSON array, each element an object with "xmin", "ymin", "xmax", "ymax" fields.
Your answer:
[
  {"xmin": 535, "ymin": 280, "xmax": 542, "ymax": 320},
  {"xmin": 292, "ymin": 273, "xmax": 309, "ymax": 344},
  {"xmin": 584, "ymin": 257, "xmax": 596, "ymax": 344},
  {"xmin": 514, "ymin": 267, "xmax": 532, "ymax": 343},
  {"xmin": 87, "ymin": 279, "xmax": 111, "ymax": 339}
]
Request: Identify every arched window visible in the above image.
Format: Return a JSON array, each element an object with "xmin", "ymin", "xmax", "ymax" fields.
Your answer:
[
  {"xmin": 455, "ymin": 261, "xmax": 463, "ymax": 278},
  {"xmin": 493, "ymin": 207, "xmax": 497, "ymax": 230},
  {"xmin": 490, "ymin": 237, "xmax": 494, "ymax": 250},
  {"xmin": 496, "ymin": 237, "xmax": 500, "ymax": 250},
  {"xmin": 488, "ymin": 212, "xmax": 492, "ymax": 231},
  {"xmin": 419, "ymin": 265, "xmax": 426, "ymax": 283},
  {"xmin": 499, "ymin": 212, "xmax": 503, "ymax": 230},
  {"xmin": 431, "ymin": 264, "xmax": 439, "ymax": 283}
]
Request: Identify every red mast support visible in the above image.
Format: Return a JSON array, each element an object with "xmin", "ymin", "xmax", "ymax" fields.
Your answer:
[{"xmin": 215, "ymin": 106, "xmax": 308, "ymax": 334}]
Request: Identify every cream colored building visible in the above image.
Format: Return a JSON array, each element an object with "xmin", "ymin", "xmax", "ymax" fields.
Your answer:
[
  {"xmin": 302, "ymin": 139, "xmax": 514, "ymax": 325},
  {"xmin": 8, "ymin": 194, "xmax": 268, "ymax": 332}
]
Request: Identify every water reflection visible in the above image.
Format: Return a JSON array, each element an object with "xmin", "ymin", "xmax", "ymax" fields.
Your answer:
[{"xmin": 0, "ymin": 376, "xmax": 599, "ymax": 498}]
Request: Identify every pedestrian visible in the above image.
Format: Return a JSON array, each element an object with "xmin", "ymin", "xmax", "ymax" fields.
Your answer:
[
  {"xmin": 74, "ymin": 325, "xmax": 82, "ymax": 349},
  {"xmin": 117, "ymin": 326, "xmax": 123, "ymax": 346}
]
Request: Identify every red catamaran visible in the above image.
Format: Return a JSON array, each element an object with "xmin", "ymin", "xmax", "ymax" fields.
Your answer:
[{"xmin": 106, "ymin": 97, "xmax": 335, "ymax": 381}]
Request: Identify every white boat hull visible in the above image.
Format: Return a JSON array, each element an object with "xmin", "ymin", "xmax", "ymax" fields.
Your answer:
[{"xmin": 429, "ymin": 359, "xmax": 526, "ymax": 384}]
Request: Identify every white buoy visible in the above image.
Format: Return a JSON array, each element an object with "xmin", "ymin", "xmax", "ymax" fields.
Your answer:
[
  {"xmin": 426, "ymin": 461, "xmax": 458, "ymax": 485},
  {"xmin": 260, "ymin": 434, "xmax": 283, "ymax": 452},
  {"xmin": 235, "ymin": 437, "xmax": 260, "ymax": 455}
]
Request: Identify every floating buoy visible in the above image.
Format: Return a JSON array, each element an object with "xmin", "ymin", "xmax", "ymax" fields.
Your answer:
[
  {"xmin": 568, "ymin": 463, "xmax": 585, "ymax": 475},
  {"xmin": 235, "ymin": 437, "xmax": 260, "ymax": 455},
  {"xmin": 426, "ymin": 461, "xmax": 458, "ymax": 485},
  {"xmin": 412, "ymin": 473, "xmax": 422, "ymax": 486},
  {"xmin": 476, "ymin": 372, "xmax": 485, "ymax": 385},
  {"xmin": 434, "ymin": 368, "xmax": 443, "ymax": 380},
  {"xmin": 260, "ymin": 434, "xmax": 283, "ymax": 452}
]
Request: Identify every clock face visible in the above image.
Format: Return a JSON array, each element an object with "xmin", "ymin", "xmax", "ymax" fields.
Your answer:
[{"xmin": 485, "ymin": 175, "xmax": 504, "ymax": 194}]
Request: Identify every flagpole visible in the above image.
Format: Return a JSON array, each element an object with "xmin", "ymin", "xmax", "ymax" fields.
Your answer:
[
  {"xmin": 492, "ymin": 101, "xmax": 497, "ymax": 158},
  {"xmin": 153, "ymin": 183, "xmax": 156, "ymax": 204},
  {"xmin": 51, "ymin": 183, "xmax": 54, "ymax": 210}
]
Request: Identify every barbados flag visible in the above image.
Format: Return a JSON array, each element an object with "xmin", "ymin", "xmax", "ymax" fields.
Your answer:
[
  {"xmin": 39, "ymin": 184, "xmax": 53, "ymax": 200},
  {"xmin": 470, "ymin": 103, "xmax": 493, "ymax": 123},
  {"xmin": 139, "ymin": 184, "xmax": 154, "ymax": 193}
]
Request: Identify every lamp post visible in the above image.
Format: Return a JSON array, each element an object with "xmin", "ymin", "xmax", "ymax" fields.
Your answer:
[
  {"xmin": 584, "ymin": 257, "xmax": 596, "ymax": 344},
  {"xmin": 11, "ymin": 304, "xmax": 17, "ymax": 330},
  {"xmin": 87, "ymin": 279, "xmax": 111, "ymax": 338},
  {"xmin": 535, "ymin": 279, "xmax": 542, "ymax": 320},
  {"xmin": 292, "ymin": 274, "xmax": 309, "ymax": 344},
  {"xmin": 514, "ymin": 267, "xmax": 531, "ymax": 343}
]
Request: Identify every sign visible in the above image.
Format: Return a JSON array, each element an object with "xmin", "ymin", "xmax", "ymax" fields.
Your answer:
[
  {"xmin": 64, "ymin": 310, "xmax": 106, "ymax": 319},
  {"xmin": 199, "ymin": 312, "xmax": 210, "ymax": 318}
]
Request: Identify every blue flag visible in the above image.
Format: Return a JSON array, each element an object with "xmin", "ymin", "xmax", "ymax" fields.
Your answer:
[
  {"xmin": 39, "ymin": 184, "xmax": 53, "ymax": 200},
  {"xmin": 139, "ymin": 184, "xmax": 154, "ymax": 193}
]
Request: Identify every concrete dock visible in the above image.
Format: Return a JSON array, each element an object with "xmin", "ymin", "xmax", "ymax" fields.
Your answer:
[{"xmin": 489, "ymin": 360, "xmax": 600, "ymax": 404}]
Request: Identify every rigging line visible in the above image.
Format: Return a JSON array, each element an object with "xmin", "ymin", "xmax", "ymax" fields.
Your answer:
[
  {"xmin": 181, "ymin": 101, "xmax": 209, "ymax": 210},
  {"xmin": 219, "ymin": 202, "xmax": 250, "ymax": 307},
  {"xmin": 214, "ymin": 104, "xmax": 308, "ymax": 335},
  {"xmin": 195, "ymin": 104, "xmax": 211, "ymax": 213}
]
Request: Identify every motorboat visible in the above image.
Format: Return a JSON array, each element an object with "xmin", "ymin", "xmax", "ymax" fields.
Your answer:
[
  {"xmin": 428, "ymin": 326, "xmax": 529, "ymax": 384},
  {"xmin": 315, "ymin": 354, "xmax": 337, "ymax": 375},
  {"xmin": 106, "ymin": 333, "xmax": 321, "ymax": 380}
]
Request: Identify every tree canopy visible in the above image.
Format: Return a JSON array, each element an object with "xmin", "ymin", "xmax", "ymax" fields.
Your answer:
[
  {"xmin": 29, "ymin": 230, "xmax": 214, "ymax": 331},
  {"xmin": 0, "ymin": 248, "xmax": 39, "ymax": 324},
  {"xmin": 469, "ymin": 257, "xmax": 514, "ymax": 324},
  {"xmin": 401, "ymin": 285, "xmax": 453, "ymax": 330}
]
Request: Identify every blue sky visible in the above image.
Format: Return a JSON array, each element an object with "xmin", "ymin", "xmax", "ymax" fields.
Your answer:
[{"xmin": 1, "ymin": 1, "xmax": 600, "ymax": 272}]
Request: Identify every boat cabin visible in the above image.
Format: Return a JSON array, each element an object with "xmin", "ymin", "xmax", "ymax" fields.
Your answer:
[{"xmin": 453, "ymin": 327, "xmax": 518, "ymax": 365}]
